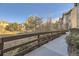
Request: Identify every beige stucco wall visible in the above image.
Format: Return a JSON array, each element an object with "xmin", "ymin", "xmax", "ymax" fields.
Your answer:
[
  {"xmin": 71, "ymin": 7, "xmax": 78, "ymax": 28},
  {"xmin": 62, "ymin": 14, "xmax": 68, "ymax": 30},
  {"xmin": 77, "ymin": 7, "xmax": 79, "ymax": 28}
]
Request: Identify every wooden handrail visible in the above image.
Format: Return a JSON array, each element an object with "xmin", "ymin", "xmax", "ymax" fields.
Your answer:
[
  {"xmin": 0, "ymin": 30, "xmax": 66, "ymax": 56},
  {"xmin": 2, "ymin": 31, "xmax": 60, "ymax": 42}
]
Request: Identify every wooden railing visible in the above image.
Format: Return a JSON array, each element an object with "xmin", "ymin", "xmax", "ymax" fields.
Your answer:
[{"xmin": 0, "ymin": 30, "xmax": 66, "ymax": 56}]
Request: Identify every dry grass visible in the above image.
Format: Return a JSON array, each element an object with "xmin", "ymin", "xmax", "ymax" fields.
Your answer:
[
  {"xmin": 67, "ymin": 31, "xmax": 79, "ymax": 56},
  {"xmin": 0, "ymin": 30, "xmax": 17, "ymax": 35}
]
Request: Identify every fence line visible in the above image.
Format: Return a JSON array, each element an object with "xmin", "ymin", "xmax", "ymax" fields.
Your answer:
[{"xmin": 0, "ymin": 30, "xmax": 66, "ymax": 56}]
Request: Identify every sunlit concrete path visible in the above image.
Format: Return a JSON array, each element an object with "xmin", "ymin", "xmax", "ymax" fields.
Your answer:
[{"xmin": 25, "ymin": 33, "xmax": 69, "ymax": 56}]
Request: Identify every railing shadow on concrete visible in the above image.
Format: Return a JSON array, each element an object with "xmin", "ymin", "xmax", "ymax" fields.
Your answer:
[{"xmin": 0, "ymin": 30, "xmax": 66, "ymax": 56}]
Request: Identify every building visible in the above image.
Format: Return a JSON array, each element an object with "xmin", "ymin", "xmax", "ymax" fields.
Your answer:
[
  {"xmin": 58, "ymin": 17, "xmax": 63, "ymax": 30},
  {"xmin": 70, "ymin": 3, "xmax": 79, "ymax": 28},
  {"xmin": 18, "ymin": 24, "xmax": 26, "ymax": 32},
  {"xmin": 62, "ymin": 9, "xmax": 72, "ymax": 30},
  {"xmin": 59, "ymin": 3, "xmax": 79, "ymax": 30},
  {"xmin": 59, "ymin": 13, "xmax": 69, "ymax": 30}
]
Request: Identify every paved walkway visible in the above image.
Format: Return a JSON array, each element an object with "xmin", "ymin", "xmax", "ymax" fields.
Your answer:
[{"xmin": 25, "ymin": 33, "xmax": 69, "ymax": 56}]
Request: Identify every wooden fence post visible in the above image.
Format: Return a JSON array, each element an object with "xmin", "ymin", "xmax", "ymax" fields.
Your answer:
[
  {"xmin": 0, "ymin": 38, "xmax": 4, "ymax": 56},
  {"xmin": 49, "ymin": 32, "xmax": 52, "ymax": 40},
  {"xmin": 37, "ymin": 34, "xmax": 40, "ymax": 47}
]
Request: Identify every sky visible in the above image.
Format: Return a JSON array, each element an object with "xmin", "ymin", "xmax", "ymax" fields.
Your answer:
[{"xmin": 0, "ymin": 3, "xmax": 74, "ymax": 23}]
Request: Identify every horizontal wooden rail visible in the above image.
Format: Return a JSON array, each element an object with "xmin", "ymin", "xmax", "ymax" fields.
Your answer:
[
  {"xmin": 2, "ymin": 31, "xmax": 60, "ymax": 42},
  {"xmin": 0, "ymin": 30, "xmax": 66, "ymax": 56},
  {"xmin": 3, "ymin": 39, "xmax": 37, "ymax": 53}
]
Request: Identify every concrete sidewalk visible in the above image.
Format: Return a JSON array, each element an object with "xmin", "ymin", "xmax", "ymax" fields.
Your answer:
[{"xmin": 25, "ymin": 34, "xmax": 68, "ymax": 56}]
